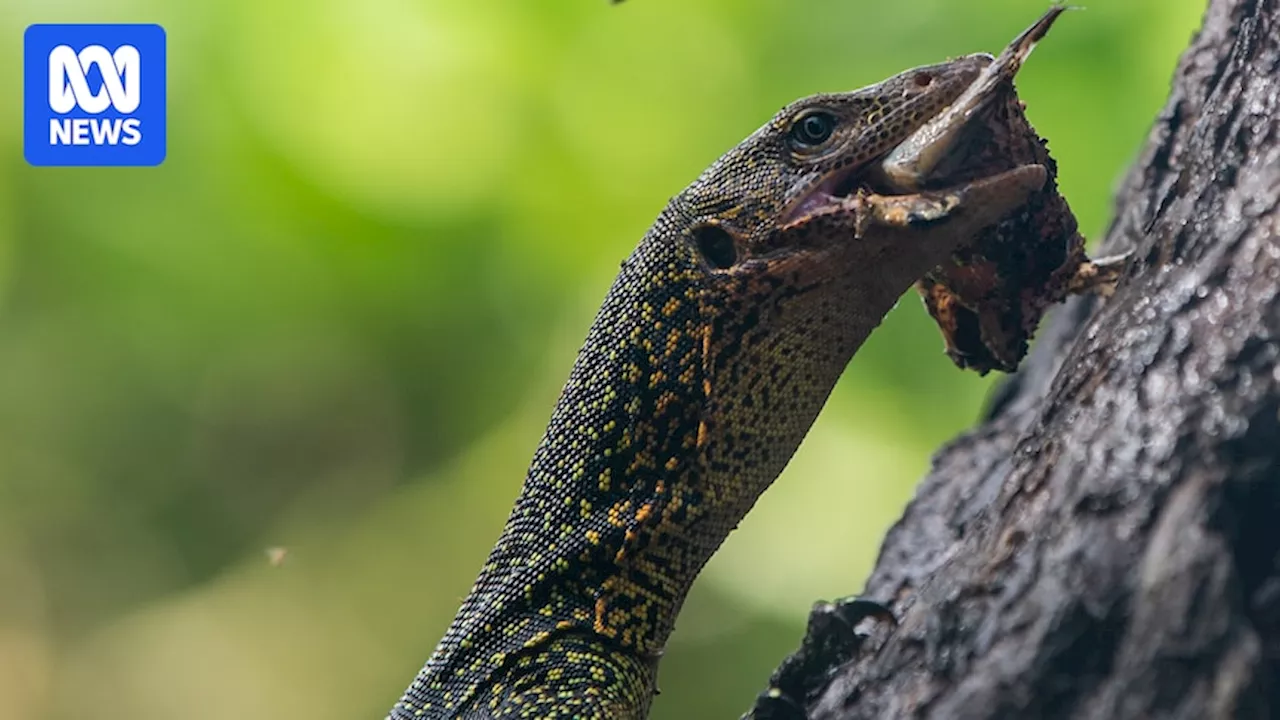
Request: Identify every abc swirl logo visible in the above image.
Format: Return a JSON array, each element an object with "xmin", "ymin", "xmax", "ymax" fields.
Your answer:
[{"xmin": 24, "ymin": 24, "xmax": 167, "ymax": 167}]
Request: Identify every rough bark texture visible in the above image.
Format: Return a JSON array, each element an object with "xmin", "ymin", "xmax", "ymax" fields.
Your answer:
[{"xmin": 779, "ymin": 0, "xmax": 1280, "ymax": 717}]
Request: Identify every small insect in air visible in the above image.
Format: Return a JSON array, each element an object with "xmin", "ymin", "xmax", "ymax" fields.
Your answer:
[{"xmin": 265, "ymin": 546, "xmax": 289, "ymax": 567}]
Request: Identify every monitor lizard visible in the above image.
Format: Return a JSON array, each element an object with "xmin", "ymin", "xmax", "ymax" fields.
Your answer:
[{"xmin": 389, "ymin": 37, "xmax": 1057, "ymax": 720}]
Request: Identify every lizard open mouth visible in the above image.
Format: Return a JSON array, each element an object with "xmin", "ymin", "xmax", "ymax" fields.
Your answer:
[
  {"xmin": 781, "ymin": 159, "xmax": 897, "ymax": 227},
  {"xmin": 781, "ymin": 163, "xmax": 870, "ymax": 226}
]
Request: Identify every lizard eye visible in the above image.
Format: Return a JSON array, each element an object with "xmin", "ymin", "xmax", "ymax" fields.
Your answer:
[
  {"xmin": 789, "ymin": 111, "xmax": 837, "ymax": 149},
  {"xmin": 691, "ymin": 224, "xmax": 738, "ymax": 270}
]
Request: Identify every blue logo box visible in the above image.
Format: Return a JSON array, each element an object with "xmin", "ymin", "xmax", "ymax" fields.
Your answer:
[{"xmin": 24, "ymin": 24, "xmax": 167, "ymax": 167}]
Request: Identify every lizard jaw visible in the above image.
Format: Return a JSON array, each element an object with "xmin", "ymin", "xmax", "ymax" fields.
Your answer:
[
  {"xmin": 773, "ymin": 159, "xmax": 875, "ymax": 226},
  {"xmin": 781, "ymin": 164, "xmax": 865, "ymax": 227},
  {"xmin": 785, "ymin": 153, "xmax": 916, "ymax": 229}
]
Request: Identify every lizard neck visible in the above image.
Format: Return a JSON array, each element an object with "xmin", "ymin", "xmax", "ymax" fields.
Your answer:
[
  {"xmin": 395, "ymin": 211, "xmax": 905, "ymax": 718},
  {"xmin": 396, "ymin": 222, "xmax": 711, "ymax": 716}
]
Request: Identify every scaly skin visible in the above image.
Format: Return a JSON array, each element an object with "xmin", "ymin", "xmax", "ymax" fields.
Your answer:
[{"xmin": 390, "ymin": 53, "xmax": 1046, "ymax": 720}]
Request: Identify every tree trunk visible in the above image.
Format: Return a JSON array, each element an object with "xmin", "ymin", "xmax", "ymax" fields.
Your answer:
[{"xmin": 758, "ymin": 0, "xmax": 1280, "ymax": 717}]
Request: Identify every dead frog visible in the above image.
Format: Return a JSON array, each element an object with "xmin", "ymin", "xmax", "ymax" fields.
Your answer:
[{"xmin": 874, "ymin": 6, "xmax": 1129, "ymax": 375}]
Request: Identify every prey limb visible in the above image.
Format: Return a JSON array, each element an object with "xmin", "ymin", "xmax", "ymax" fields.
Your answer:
[
  {"xmin": 1064, "ymin": 252, "xmax": 1131, "ymax": 296},
  {"xmin": 859, "ymin": 164, "xmax": 1048, "ymax": 237}
]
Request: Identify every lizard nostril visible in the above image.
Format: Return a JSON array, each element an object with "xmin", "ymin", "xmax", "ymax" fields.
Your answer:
[{"xmin": 912, "ymin": 71, "xmax": 934, "ymax": 88}]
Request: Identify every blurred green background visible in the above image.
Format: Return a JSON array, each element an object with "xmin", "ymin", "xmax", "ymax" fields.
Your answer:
[{"xmin": 0, "ymin": 1, "xmax": 1203, "ymax": 718}]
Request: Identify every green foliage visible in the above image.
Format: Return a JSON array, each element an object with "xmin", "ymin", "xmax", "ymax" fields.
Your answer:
[{"xmin": 0, "ymin": 1, "xmax": 1203, "ymax": 717}]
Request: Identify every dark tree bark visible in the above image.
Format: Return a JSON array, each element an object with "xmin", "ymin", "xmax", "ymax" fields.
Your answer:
[{"xmin": 763, "ymin": 0, "xmax": 1280, "ymax": 717}]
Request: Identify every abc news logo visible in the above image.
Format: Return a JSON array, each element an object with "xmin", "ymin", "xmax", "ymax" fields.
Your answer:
[
  {"xmin": 24, "ymin": 24, "xmax": 167, "ymax": 167},
  {"xmin": 48, "ymin": 44, "xmax": 143, "ymax": 147}
]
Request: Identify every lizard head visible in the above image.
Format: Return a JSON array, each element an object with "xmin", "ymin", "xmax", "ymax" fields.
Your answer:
[{"xmin": 673, "ymin": 52, "xmax": 994, "ymax": 266}]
